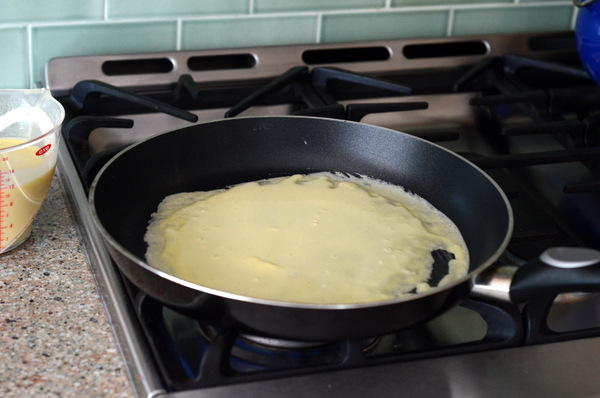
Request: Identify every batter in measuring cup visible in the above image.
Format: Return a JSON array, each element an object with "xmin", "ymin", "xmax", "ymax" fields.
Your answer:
[{"xmin": 0, "ymin": 138, "xmax": 56, "ymax": 251}]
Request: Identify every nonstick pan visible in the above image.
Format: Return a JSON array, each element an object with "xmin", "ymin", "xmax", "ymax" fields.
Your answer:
[{"xmin": 89, "ymin": 116, "xmax": 600, "ymax": 341}]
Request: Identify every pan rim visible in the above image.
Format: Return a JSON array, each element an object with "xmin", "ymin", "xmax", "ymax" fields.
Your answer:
[{"xmin": 88, "ymin": 115, "xmax": 514, "ymax": 310}]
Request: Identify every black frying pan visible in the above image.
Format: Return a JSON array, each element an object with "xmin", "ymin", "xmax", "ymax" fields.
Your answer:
[{"xmin": 89, "ymin": 116, "xmax": 600, "ymax": 341}]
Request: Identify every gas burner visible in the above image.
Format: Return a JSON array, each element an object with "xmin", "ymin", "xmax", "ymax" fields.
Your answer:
[
  {"xmin": 236, "ymin": 333, "xmax": 379, "ymax": 353},
  {"xmin": 197, "ymin": 322, "xmax": 364, "ymax": 362},
  {"xmin": 129, "ymin": 285, "xmax": 524, "ymax": 391}
]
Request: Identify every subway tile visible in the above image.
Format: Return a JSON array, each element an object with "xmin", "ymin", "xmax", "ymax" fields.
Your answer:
[
  {"xmin": 392, "ymin": 0, "xmax": 510, "ymax": 5},
  {"xmin": 254, "ymin": 0, "xmax": 385, "ymax": 13},
  {"xmin": 321, "ymin": 10, "xmax": 449, "ymax": 43},
  {"xmin": 452, "ymin": 5, "xmax": 574, "ymax": 36},
  {"xmin": 0, "ymin": 0, "xmax": 103, "ymax": 23},
  {"xmin": 107, "ymin": 0, "xmax": 248, "ymax": 18},
  {"xmin": 31, "ymin": 22, "xmax": 177, "ymax": 86},
  {"xmin": 181, "ymin": 16, "xmax": 319, "ymax": 49},
  {"xmin": 0, "ymin": 27, "xmax": 28, "ymax": 88}
]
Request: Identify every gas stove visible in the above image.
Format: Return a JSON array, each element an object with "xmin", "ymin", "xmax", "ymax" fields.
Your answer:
[{"xmin": 45, "ymin": 31, "xmax": 600, "ymax": 397}]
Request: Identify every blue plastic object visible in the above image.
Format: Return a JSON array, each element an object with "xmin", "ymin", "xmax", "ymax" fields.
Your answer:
[{"xmin": 575, "ymin": 1, "xmax": 600, "ymax": 84}]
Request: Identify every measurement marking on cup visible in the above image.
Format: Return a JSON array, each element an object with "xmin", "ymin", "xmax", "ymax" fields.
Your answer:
[
  {"xmin": 0, "ymin": 170, "xmax": 6, "ymax": 249},
  {"xmin": 0, "ymin": 169, "xmax": 14, "ymax": 250}
]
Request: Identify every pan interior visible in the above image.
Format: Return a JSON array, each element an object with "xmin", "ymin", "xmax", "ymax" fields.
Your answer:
[{"xmin": 91, "ymin": 117, "xmax": 512, "ymax": 294}]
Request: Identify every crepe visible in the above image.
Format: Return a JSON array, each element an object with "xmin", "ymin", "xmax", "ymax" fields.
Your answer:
[{"xmin": 145, "ymin": 173, "xmax": 469, "ymax": 304}]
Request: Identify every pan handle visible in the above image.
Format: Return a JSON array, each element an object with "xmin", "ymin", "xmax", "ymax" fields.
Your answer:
[
  {"xmin": 472, "ymin": 247, "xmax": 600, "ymax": 345},
  {"xmin": 509, "ymin": 247, "xmax": 600, "ymax": 303},
  {"xmin": 508, "ymin": 247, "xmax": 600, "ymax": 345}
]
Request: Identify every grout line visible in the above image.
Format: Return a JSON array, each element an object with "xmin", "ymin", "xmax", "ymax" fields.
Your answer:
[
  {"xmin": 180, "ymin": 11, "xmax": 321, "ymax": 22},
  {"xmin": 103, "ymin": 0, "xmax": 109, "ymax": 20},
  {"xmin": 315, "ymin": 13, "xmax": 323, "ymax": 43},
  {"xmin": 27, "ymin": 24, "xmax": 33, "ymax": 88},
  {"xmin": 176, "ymin": 19, "xmax": 182, "ymax": 51},
  {"xmin": 571, "ymin": 6, "xmax": 579, "ymax": 30},
  {"xmin": 447, "ymin": 8, "xmax": 454, "ymax": 37}
]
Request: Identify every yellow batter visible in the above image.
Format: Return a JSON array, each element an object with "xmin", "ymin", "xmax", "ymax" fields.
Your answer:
[
  {"xmin": 145, "ymin": 173, "xmax": 469, "ymax": 304},
  {"xmin": 0, "ymin": 138, "xmax": 55, "ymax": 251}
]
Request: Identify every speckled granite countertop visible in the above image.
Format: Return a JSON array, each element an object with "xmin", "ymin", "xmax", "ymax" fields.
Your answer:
[{"xmin": 0, "ymin": 176, "xmax": 132, "ymax": 397}]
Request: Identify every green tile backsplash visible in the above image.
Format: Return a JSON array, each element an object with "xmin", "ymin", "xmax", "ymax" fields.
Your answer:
[
  {"xmin": 321, "ymin": 10, "xmax": 449, "ymax": 42},
  {"xmin": 0, "ymin": 27, "xmax": 28, "ymax": 88},
  {"xmin": 0, "ymin": 0, "xmax": 576, "ymax": 89},
  {"xmin": 392, "ymin": 0, "xmax": 512, "ymax": 5},
  {"xmin": 254, "ymin": 0, "xmax": 386, "ymax": 13},
  {"xmin": 452, "ymin": 5, "xmax": 574, "ymax": 36},
  {"xmin": 107, "ymin": 0, "xmax": 249, "ymax": 18},
  {"xmin": 0, "ymin": 0, "xmax": 104, "ymax": 23},
  {"xmin": 181, "ymin": 16, "xmax": 319, "ymax": 50}
]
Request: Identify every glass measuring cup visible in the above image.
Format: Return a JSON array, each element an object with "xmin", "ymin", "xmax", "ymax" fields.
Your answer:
[{"xmin": 0, "ymin": 89, "xmax": 65, "ymax": 253}]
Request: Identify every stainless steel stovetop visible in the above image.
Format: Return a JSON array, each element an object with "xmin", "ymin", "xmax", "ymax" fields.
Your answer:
[{"xmin": 45, "ymin": 31, "xmax": 600, "ymax": 397}]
